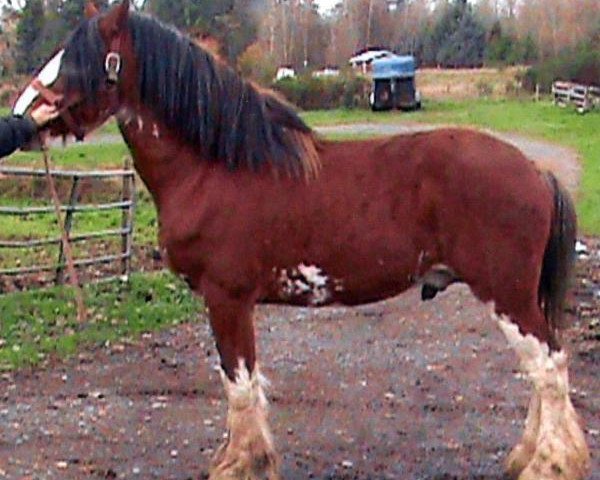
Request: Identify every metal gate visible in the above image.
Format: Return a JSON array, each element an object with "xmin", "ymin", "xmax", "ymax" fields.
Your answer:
[{"xmin": 0, "ymin": 160, "xmax": 136, "ymax": 287}]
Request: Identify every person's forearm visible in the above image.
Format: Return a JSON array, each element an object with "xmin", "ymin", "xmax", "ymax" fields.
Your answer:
[{"xmin": 0, "ymin": 116, "xmax": 38, "ymax": 158}]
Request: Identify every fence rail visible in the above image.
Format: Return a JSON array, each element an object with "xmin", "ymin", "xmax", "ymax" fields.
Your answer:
[
  {"xmin": 0, "ymin": 160, "xmax": 136, "ymax": 286},
  {"xmin": 552, "ymin": 81, "xmax": 600, "ymax": 113},
  {"xmin": 0, "ymin": 167, "xmax": 135, "ymax": 179},
  {"xmin": 0, "ymin": 201, "xmax": 132, "ymax": 215}
]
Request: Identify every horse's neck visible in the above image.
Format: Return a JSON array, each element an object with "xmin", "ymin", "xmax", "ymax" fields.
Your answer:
[{"xmin": 116, "ymin": 106, "xmax": 210, "ymax": 208}]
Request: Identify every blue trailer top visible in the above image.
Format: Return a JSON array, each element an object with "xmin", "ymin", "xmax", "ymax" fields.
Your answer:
[{"xmin": 372, "ymin": 55, "xmax": 416, "ymax": 80}]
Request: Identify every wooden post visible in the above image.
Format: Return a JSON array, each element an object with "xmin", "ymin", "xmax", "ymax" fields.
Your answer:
[
  {"xmin": 535, "ymin": 83, "xmax": 540, "ymax": 102},
  {"xmin": 43, "ymin": 150, "xmax": 86, "ymax": 323},
  {"xmin": 56, "ymin": 177, "xmax": 80, "ymax": 285}
]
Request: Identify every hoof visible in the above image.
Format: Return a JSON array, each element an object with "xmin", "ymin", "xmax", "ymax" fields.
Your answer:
[
  {"xmin": 209, "ymin": 440, "xmax": 280, "ymax": 480},
  {"xmin": 515, "ymin": 435, "xmax": 590, "ymax": 480},
  {"xmin": 505, "ymin": 442, "xmax": 536, "ymax": 479},
  {"xmin": 506, "ymin": 393, "xmax": 541, "ymax": 479}
]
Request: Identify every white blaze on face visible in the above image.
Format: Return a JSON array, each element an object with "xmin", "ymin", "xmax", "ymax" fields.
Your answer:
[{"xmin": 13, "ymin": 49, "xmax": 65, "ymax": 116}]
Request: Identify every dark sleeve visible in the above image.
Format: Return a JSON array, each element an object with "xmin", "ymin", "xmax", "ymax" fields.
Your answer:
[{"xmin": 0, "ymin": 115, "xmax": 38, "ymax": 158}]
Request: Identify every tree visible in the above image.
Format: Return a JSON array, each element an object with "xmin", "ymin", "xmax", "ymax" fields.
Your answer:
[
  {"xmin": 238, "ymin": 42, "xmax": 277, "ymax": 84},
  {"xmin": 59, "ymin": 0, "xmax": 109, "ymax": 32},
  {"xmin": 144, "ymin": 0, "xmax": 261, "ymax": 62},
  {"xmin": 421, "ymin": 0, "xmax": 486, "ymax": 68},
  {"xmin": 15, "ymin": 0, "xmax": 44, "ymax": 73}
]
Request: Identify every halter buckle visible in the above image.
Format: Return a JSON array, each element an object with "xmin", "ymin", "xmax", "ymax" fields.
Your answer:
[{"xmin": 105, "ymin": 52, "xmax": 122, "ymax": 84}]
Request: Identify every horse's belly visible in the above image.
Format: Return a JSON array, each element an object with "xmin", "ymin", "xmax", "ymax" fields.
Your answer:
[{"xmin": 262, "ymin": 263, "xmax": 415, "ymax": 307}]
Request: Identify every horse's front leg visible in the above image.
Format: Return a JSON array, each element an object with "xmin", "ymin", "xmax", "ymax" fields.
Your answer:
[{"xmin": 202, "ymin": 283, "xmax": 279, "ymax": 480}]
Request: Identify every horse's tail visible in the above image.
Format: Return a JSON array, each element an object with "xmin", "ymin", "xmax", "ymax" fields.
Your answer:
[{"xmin": 539, "ymin": 172, "xmax": 577, "ymax": 335}]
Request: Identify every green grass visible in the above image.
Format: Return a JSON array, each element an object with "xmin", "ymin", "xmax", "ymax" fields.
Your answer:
[
  {"xmin": 303, "ymin": 99, "xmax": 600, "ymax": 234},
  {"xmin": 0, "ymin": 272, "xmax": 203, "ymax": 370},
  {"xmin": 6, "ymin": 142, "xmax": 130, "ymax": 170},
  {"xmin": 0, "ymin": 142, "xmax": 157, "ymax": 270}
]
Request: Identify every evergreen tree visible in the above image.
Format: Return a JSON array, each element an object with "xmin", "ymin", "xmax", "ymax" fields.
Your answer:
[
  {"xmin": 419, "ymin": 0, "xmax": 485, "ymax": 68},
  {"xmin": 60, "ymin": 0, "xmax": 109, "ymax": 32},
  {"xmin": 144, "ymin": 0, "xmax": 261, "ymax": 62},
  {"xmin": 16, "ymin": 0, "xmax": 45, "ymax": 74},
  {"xmin": 519, "ymin": 34, "xmax": 538, "ymax": 65}
]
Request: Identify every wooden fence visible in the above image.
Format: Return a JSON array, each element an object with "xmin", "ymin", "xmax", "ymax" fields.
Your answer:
[
  {"xmin": 552, "ymin": 81, "xmax": 600, "ymax": 113},
  {"xmin": 0, "ymin": 161, "xmax": 136, "ymax": 286}
]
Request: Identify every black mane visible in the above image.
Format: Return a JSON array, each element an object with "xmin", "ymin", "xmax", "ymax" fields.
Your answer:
[{"xmin": 61, "ymin": 13, "xmax": 319, "ymax": 177}]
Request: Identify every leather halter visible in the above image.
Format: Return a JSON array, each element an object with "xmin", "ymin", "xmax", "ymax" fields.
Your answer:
[
  {"xmin": 105, "ymin": 32, "xmax": 125, "ymax": 116},
  {"xmin": 32, "ymin": 79, "xmax": 86, "ymax": 141}
]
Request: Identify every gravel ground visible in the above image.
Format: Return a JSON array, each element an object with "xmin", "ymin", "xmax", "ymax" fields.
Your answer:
[{"xmin": 0, "ymin": 279, "xmax": 598, "ymax": 480}]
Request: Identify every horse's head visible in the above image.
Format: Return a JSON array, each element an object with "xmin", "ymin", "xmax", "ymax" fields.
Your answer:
[{"xmin": 13, "ymin": 0, "xmax": 133, "ymax": 142}]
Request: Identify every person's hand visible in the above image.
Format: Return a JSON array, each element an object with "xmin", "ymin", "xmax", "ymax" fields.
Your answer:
[{"xmin": 30, "ymin": 104, "xmax": 60, "ymax": 127}]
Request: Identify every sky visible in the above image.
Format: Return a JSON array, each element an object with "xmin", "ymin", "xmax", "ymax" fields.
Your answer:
[
  {"xmin": 315, "ymin": 0, "xmax": 339, "ymax": 13},
  {"xmin": 0, "ymin": 0, "xmax": 341, "ymax": 15}
]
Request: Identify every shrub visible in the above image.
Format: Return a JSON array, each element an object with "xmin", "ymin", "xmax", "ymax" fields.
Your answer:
[
  {"xmin": 273, "ymin": 74, "xmax": 370, "ymax": 110},
  {"xmin": 522, "ymin": 43, "xmax": 599, "ymax": 92},
  {"xmin": 476, "ymin": 80, "xmax": 494, "ymax": 98}
]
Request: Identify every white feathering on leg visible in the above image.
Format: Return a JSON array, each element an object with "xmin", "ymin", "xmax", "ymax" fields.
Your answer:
[
  {"xmin": 210, "ymin": 359, "xmax": 280, "ymax": 479},
  {"xmin": 219, "ymin": 359, "xmax": 270, "ymax": 411},
  {"xmin": 496, "ymin": 316, "xmax": 590, "ymax": 479}
]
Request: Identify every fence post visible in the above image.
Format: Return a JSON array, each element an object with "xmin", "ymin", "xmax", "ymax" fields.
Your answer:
[
  {"xmin": 120, "ymin": 157, "xmax": 136, "ymax": 280},
  {"xmin": 55, "ymin": 177, "xmax": 80, "ymax": 285}
]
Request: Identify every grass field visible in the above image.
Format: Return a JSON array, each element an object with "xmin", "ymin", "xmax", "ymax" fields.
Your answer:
[
  {"xmin": 0, "ymin": 272, "xmax": 202, "ymax": 370},
  {"xmin": 415, "ymin": 67, "xmax": 526, "ymax": 100},
  {"xmin": 0, "ymin": 98, "xmax": 598, "ymax": 370}
]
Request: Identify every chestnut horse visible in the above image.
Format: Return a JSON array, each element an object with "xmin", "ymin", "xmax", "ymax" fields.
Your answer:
[{"xmin": 14, "ymin": 2, "xmax": 590, "ymax": 479}]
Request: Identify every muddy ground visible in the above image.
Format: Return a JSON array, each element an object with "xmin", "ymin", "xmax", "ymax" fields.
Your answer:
[{"xmin": 0, "ymin": 243, "xmax": 598, "ymax": 479}]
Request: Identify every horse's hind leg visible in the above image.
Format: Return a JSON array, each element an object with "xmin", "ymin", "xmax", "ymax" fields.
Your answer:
[
  {"xmin": 505, "ymin": 386, "xmax": 541, "ymax": 476},
  {"xmin": 202, "ymin": 284, "xmax": 279, "ymax": 480},
  {"xmin": 496, "ymin": 313, "xmax": 590, "ymax": 480}
]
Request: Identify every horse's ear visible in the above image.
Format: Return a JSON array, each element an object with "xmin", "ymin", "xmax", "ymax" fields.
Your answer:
[
  {"xmin": 100, "ymin": 0, "xmax": 130, "ymax": 36},
  {"xmin": 84, "ymin": 1, "xmax": 99, "ymax": 19}
]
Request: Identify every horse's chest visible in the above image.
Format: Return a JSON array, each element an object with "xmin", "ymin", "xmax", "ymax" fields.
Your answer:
[{"xmin": 158, "ymin": 230, "xmax": 205, "ymax": 287}]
